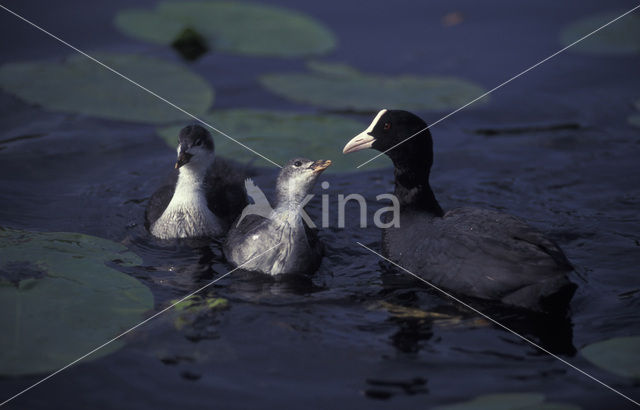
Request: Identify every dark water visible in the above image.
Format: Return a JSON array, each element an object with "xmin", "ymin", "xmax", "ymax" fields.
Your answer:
[{"xmin": 1, "ymin": 1, "xmax": 639, "ymax": 409}]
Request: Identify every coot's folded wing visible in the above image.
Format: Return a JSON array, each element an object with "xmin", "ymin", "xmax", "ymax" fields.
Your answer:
[
  {"xmin": 204, "ymin": 157, "xmax": 250, "ymax": 227},
  {"xmin": 145, "ymin": 171, "xmax": 177, "ymax": 229}
]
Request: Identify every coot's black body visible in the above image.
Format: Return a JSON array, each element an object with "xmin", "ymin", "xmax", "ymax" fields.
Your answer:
[{"xmin": 344, "ymin": 109, "xmax": 575, "ymax": 312}]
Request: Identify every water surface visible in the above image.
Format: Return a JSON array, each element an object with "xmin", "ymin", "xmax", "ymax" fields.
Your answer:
[{"xmin": 1, "ymin": 1, "xmax": 639, "ymax": 408}]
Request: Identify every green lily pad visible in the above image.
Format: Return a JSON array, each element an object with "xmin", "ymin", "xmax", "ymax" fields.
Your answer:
[
  {"xmin": 0, "ymin": 227, "xmax": 153, "ymax": 376},
  {"xmin": 0, "ymin": 53, "xmax": 213, "ymax": 124},
  {"xmin": 434, "ymin": 393, "xmax": 580, "ymax": 410},
  {"xmin": 157, "ymin": 109, "xmax": 391, "ymax": 171},
  {"xmin": 260, "ymin": 61, "xmax": 489, "ymax": 112},
  {"xmin": 114, "ymin": 1, "xmax": 336, "ymax": 57},
  {"xmin": 560, "ymin": 11, "xmax": 640, "ymax": 55},
  {"xmin": 581, "ymin": 336, "xmax": 640, "ymax": 380}
]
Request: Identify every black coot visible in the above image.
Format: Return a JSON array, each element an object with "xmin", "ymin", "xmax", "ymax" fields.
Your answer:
[{"xmin": 343, "ymin": 109, "xmax": 575, "ymax": 312}]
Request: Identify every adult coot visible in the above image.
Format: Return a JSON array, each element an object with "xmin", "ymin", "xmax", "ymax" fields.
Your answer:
[
  {"xmin": 146, "ymin": 124, "xmax": 247, "ymax": 239},
  {"xmin": 224, "ymin": 158, "xmax": 331, "ymax": 275},
  {"xmin": 343, "ymin": 109, "xmax": 575, "ymax": 312}
]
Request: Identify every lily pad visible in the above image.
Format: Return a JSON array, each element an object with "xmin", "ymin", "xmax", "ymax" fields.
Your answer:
[
  {"xmin": 0, "ymin": 227, "xmax": 153, "ymax": 376},
  {"xmin": 560, "ymin": 11, "xmax": 640, "ymax": 55},
  {"xmin": 0, "ymin": 53, "xmax": 213, "ymax": 123},
  {"xmin": 434, "ymin": 393, "xmax": 580, "ymax": 410},
  {"xmin": 260, "ymin": 61, "xmax": 489, "ymax": 112},
  {"xmin": 114, "ymin": 1, "xmax": 336, "ymax": 57},
  {"xmin": 157, "ymin": 109, "xmax": 391, "ymax": 171},
  {"xmin": 581, "ymin": 336, "xmax": 640, "ymax": 380}
]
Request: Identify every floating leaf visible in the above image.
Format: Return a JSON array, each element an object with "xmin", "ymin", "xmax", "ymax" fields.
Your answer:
[
  {"xmin": 560, "ymin": 11, "xmax": 640, "ymax": 55},
  {"xmin": 169, "ymin": 295, "xmax": 228, "ymax": 332},
  {"xmin": 581, "ymin": 336, "xmax": 640, "ymax": 380},
  {"xmin": 205, "ymin": 297, "xmax": 229, "ymax": 309},
  {"xmin": 260, "ymin": 62, "xmax": 488, "ymax": 112},
  {"xmin": 115, "ymin": 1, "xmax": 336, "ymax": 57},
  {"xmin": 171, "ymin": 295, "xmax": 229, "ymax": 314},
  {"xmin": 377, "ymin": 301, "xmax": 452, "ymax": 319},
  {"xmin": 0, "ymin": 53, "xmax": 213, "ymax": 123},
  {"xmin": 434, "ymin": 393, "xmax": 580, "ymax": 410},
  {"xmin": 157, "ymin": 109, "xmax": 391, "ymax": 171},
  {"xmin": 374, "ymin": 301, "xmax": 488, "ymax": 328},
  {"xmin": 0, "ymin": 227, "xmax": 153, "ymax": 376}
]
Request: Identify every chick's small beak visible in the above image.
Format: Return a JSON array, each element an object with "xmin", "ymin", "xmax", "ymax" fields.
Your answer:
[
  {"xmin": 342, "ymin": 131, "xmax": 375, "ymax": 154},
  {"xmin": 309, "ymin": 159, "xmax": 332, "ymax": 173},
  {"xmin": 175, "ymin": 151, "xmax": 193, "ymax": 169}
]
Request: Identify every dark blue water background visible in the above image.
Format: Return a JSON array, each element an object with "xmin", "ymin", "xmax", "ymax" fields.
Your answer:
[{"xmin": 1, "ymin": 0, "xmax": 639, "ymax": 408}]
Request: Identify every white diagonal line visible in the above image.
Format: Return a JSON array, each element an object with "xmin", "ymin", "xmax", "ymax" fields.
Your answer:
[
  {"xmin": 0, "ymin": 3, "xmax": 282, "ymax": 169},
  {"xmin": 356, "ymin": 241, "xmax": 640, "ymax": 407},
  {"xmin": 0, "ymin": 242, "xmax": 282, "ymax": 407},
  {"xmin": 357, "ymin": 4, "xmax": 640, "ymax": 168}
]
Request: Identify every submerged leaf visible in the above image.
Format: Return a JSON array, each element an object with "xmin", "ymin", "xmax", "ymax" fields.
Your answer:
[
  {"xmin": 377, "ymin": 301, "xmax": 451, "ymax": 319},
  {"xmin": 170, "ymin": 295, "xmax": 228, "ymax": 314},
  {"xmin": 171, "ymin": 27, "xmax": 209, "ymax": 61},
  {"xmin": 581, "ymin": 336, "xmax": 640, "ymax": 380},
  {"xmin": 115, "ymin": 1, "xmax": 336, "ymax": 57},
  {"xmin": 560, "ymin": 11, "xmax": 640, "ymax": 55},
  {"xmin": 0, "ymin": 53, "xmax": 213, "ymax": 123},
  {"xmin": 0, "ymin": 227, "xmax": 153, "ymax": 376},
  {"xmin": 157, "ymin": 109, "xmax": 391, "ymax": 171},
  {"xmin": 169, "ymin": 295, "xmax": 228, "ymax": 331},
  {"xmin": 374, "ymin": 301, "xmax": 488, "ymax": 328},
  {"xmin": 260, "ymin": 62, "xmax": 488, "ymax": 112}
]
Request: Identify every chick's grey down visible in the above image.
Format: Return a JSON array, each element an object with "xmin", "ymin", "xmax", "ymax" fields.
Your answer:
[
  {"xmin": 223, "ymin": 158, "xmax": 331, "ymax": 275},
  {"xmin": 343, "ymin": 109, "xmax": 575, "ymax": 312},
  {"xmin": 145, "ymin": 124, "xmax": 247, "ymax": 239}
]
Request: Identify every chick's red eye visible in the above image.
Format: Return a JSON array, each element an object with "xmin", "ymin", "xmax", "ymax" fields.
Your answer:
[{"xmin": 383, "ymin": 122, "xmax": 391, "ymax": 130}]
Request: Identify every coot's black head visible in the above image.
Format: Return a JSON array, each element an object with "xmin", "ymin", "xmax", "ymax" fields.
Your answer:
[
  {"xmin": 343, "ymin": 109, "xmax": 443, "ymax": 215},
  {"xmin": 342, "ymin": 109, "xmax": 433, "ymax": 169},
  {"xmin": 175, "ymin": 124, "xmax": 215, "ymax": 170},
  {"xmin": 276, "ymin": 158, "xmax": 331, "ymax": 205}
]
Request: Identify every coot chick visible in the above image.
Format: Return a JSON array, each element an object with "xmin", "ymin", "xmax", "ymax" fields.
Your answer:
[
  {"xmin": 146, "ymin": 124, "xmax": 247, "ymax": 239},
  {"xmin": 224, "ymin": 158, "xmax": 331, "ymax": 275},
  {"xmin": 343, "ymin": 109, "xmax": 575, "ymax": 312}
]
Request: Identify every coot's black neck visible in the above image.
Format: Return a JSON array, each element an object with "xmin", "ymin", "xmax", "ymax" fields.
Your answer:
[
  {"xmin": 388, "ymin": 136, "xmax": 444, "ymax": 216},
  {"xmin": 392, "ymin": 162, "xmax": 443, "ymax": 216}
]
